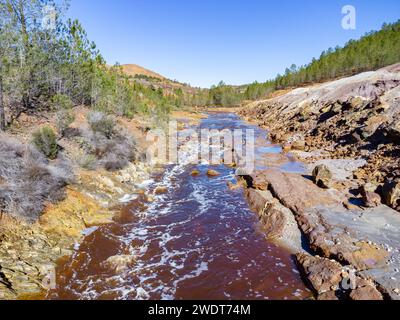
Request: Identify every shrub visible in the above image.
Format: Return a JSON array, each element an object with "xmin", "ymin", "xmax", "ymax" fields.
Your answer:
[
  {"xmin": 80, "ymin": 126, "xmax": 138, "ymax": 172},
  {"xmin": 51, "ymin": 94, "xmax": 73, "ymax": 111},
  {"xmin": 87, "ymin": 111, "xmax": 116, "ymax": 138},
  {"xmin": 0, "ymin": 136, "xmax": 73, "ymax": 221},
  {"xmin": 32, "ymin": 126, "xmax": 59, "ymax": 159},
  {"xmin": 75, "ymin": 151, "xmax": 97, "ymax": 170},
  {"xmin": 56, "ymin": 109, "xmax": 75, "ymax": 136}
]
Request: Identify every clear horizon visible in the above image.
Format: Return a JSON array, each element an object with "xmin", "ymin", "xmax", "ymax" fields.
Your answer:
[{"xmin": 68, "ymin": 0, "xmax": 400, "ymax": 88}]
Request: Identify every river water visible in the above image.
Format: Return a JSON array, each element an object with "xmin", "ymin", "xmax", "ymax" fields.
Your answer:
[{"xmin": 48, "ymin": 113, "xmax": 312, "ymax": 300}]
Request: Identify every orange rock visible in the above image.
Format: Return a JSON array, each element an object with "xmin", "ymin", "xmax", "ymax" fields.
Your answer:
[
  {"xmin": 191, "ymin": 170, "xmax": 201, "ymax": 177},
  {"xmin": 207, "ymin": 169, "xmax": 220, "ymax": 177},
  {"xmin": 350, "ymin": 285, "xmax": 383, "ymax": 300},
  {"xmin": 154, "ymin": 186, "xmax": 168, "ymax": 195},
  {"xmin": 282, "ymin": 144, "xmax": 292, "ymax": 153}
]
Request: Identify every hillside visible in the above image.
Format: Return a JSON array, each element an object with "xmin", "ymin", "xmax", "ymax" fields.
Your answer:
[
  {"xmin": 121, "ymin": 64, "xmax": 166, "ymax": 80},
  {"xmin": 119, "ymin": 63, "xmax": 204, "ymax": 99}
]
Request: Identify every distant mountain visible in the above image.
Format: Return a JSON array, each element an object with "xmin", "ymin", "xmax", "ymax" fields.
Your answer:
[
  {"xmin": 118, "ymin": 63, "xmax": 203, "ymax": 97},
  {"xmin": 121, "ymin": 64, "xmax": 166, "ymax": 80}
]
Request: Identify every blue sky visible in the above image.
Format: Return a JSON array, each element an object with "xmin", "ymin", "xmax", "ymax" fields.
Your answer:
[{"xmin": 68, "ymin": 0, "xmax": 400, "ymax": 88}]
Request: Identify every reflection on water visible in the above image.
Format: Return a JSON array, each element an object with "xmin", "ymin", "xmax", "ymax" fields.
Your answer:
[{"xmin": 48, "ymin": 113, "xmax": 311, "ymax": 300}]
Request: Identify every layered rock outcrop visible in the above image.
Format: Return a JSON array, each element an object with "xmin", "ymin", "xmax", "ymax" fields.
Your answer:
[
  {"xmin": 239, "ymin": 168, "xmax": 400, "ymax": 300},
  {"xmin": 240, "ymin": 64, "xmax": 400, "ymax": 211}
]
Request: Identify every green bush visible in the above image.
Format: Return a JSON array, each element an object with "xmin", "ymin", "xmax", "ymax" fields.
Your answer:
[
  {"xmin": 87, "ymin": 111, "xmax": 116, "ymax": 138},
  {"xmin": 51, "ymin": 94, "xmax": 74, "ymax": 111},
  {"xmin": 32, "ymin": 126, "xmax": 59, "ymax": 159}
]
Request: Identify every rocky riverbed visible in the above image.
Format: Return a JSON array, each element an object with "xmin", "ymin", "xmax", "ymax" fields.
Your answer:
[{"xmin": 239, "ymin": 64, "xmax": 400, "ymax": 300}]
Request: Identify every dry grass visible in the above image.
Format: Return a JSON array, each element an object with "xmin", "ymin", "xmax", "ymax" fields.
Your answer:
[{"xmin": 0, "ymin": 135, "xmax": 74, "ymax": 221}]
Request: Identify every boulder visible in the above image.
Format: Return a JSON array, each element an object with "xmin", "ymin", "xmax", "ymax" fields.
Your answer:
[
  {"xmin": 282, "ymin": 143, "xmax": 292, "ymax": 152},
  {"xmin": 349, "ymin": 284, "xmax": 383, "ymax": 300},
  {"xmin": 348, "ymin": 96, "xmax": 368, "ymax": 109},
  {"xmin": 251, "ymin": 169, "xmax": 337, "ymax": 214},
  {"xmin": 244, "ymin": 188, "xmax": 303, "ymax": 252},
  {"xmin": 383, "ymin": 180, "xmax": 400, "ymax": 209},
  {"xmin": 317, "ymin": 291, "xmax": 340, "ymax": 300},
  {"xmin": 207, "ymin": 169, "xmax": 220, "ymax": 177},
  {"xmin": 360, "ymin": 115, "xmax": 388, "ymax": 139},
  {"xmin": 360, "ymin": 183, "xmax": 381, "ymax": 208},
  {"xmin": 296, "ymin": 253, "xmax": 343, "ymax": 295},
  {"xmin": 154, "ymin": 186, "xmax": 168, "ymax": 195},
  {"xmin": 312, "ymin": 165, "xmax": 333, "ymax": 189},
  {"xmin": 291, "ymin": 139, "xmax": 306, "ymax": 151}
]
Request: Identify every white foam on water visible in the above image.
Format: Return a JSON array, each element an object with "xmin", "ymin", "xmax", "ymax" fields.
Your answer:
[
  {"xmin": 61, "ymin": 114, "xmax": 309, "ymax": 301},
  {"xmin": 119, "ymin": 194, "xmax": 139, "ymax": 203}
]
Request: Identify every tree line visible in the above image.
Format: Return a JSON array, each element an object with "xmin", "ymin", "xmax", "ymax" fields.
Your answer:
[
  {"xmin": 0, "ymin": 0, "xmax": 191, "ymax": 131},
  {"xmin": 1, "ymin": 1, "xmax": 399, "ymax": 118},
  {"xmin": 203, "ymin": 20, "xmax": 400, "ymax": 107}
]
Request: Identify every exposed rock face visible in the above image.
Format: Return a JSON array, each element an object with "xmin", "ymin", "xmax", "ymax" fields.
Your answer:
[
  {"xmin": 312, "ymin": 165, "xmax": 333, "ymax": 189},
  {"xmin": 239, "ymin": 64, "xmax": 400, "ymax": 299},
  {"xmin": 241, "ymin": 168, "xmax": 399, "ymax": 299},
  {"xmin": 240, "ymin": 64, "xmax": 400, "ymax": 212},
  {"xmin": 244, "ymin": 188, "xmax": 303, "ymax": 253},
  {"xmin": 296, "ymin": 253, "xmax": 384, "ymax": 300},
  {"xmin": 245, "ymin": 169, "xmax": 338, "ymax": 214}
]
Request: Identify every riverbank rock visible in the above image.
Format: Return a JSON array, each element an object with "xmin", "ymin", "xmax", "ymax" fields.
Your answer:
[
  {"xmin": 360, "ymin": 183, "xmax": 381, "ymax": 208},
  {"xmin": 312, "ymin": 165, "xmax": 332, "ymax": 189},
  {"xmin": 0, "ymin": 161, "xmax": 153, "ymax": 300},
  {"xmin": 249, "ymin": 169, "xmax": 338, "ymax": 213},
  {"xmin": 349, "ymin": 284, "xmax": 383, "ymax": 300},
  {"xmin": 239, "ymin": 168, "xmax": 400, "ymax": 298},
  {"xmin": 296, "ymin": 253, "xmax": 384, "ymax": 300},
  {"xmin": 244, "ymin": 188, "xmax": 303, "ymax": 253}
]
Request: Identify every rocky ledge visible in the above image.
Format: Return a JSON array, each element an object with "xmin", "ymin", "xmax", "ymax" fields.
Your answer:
[{"xmin": 239, "ymin": 168, "xmax": 400, "ymax": 300}]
